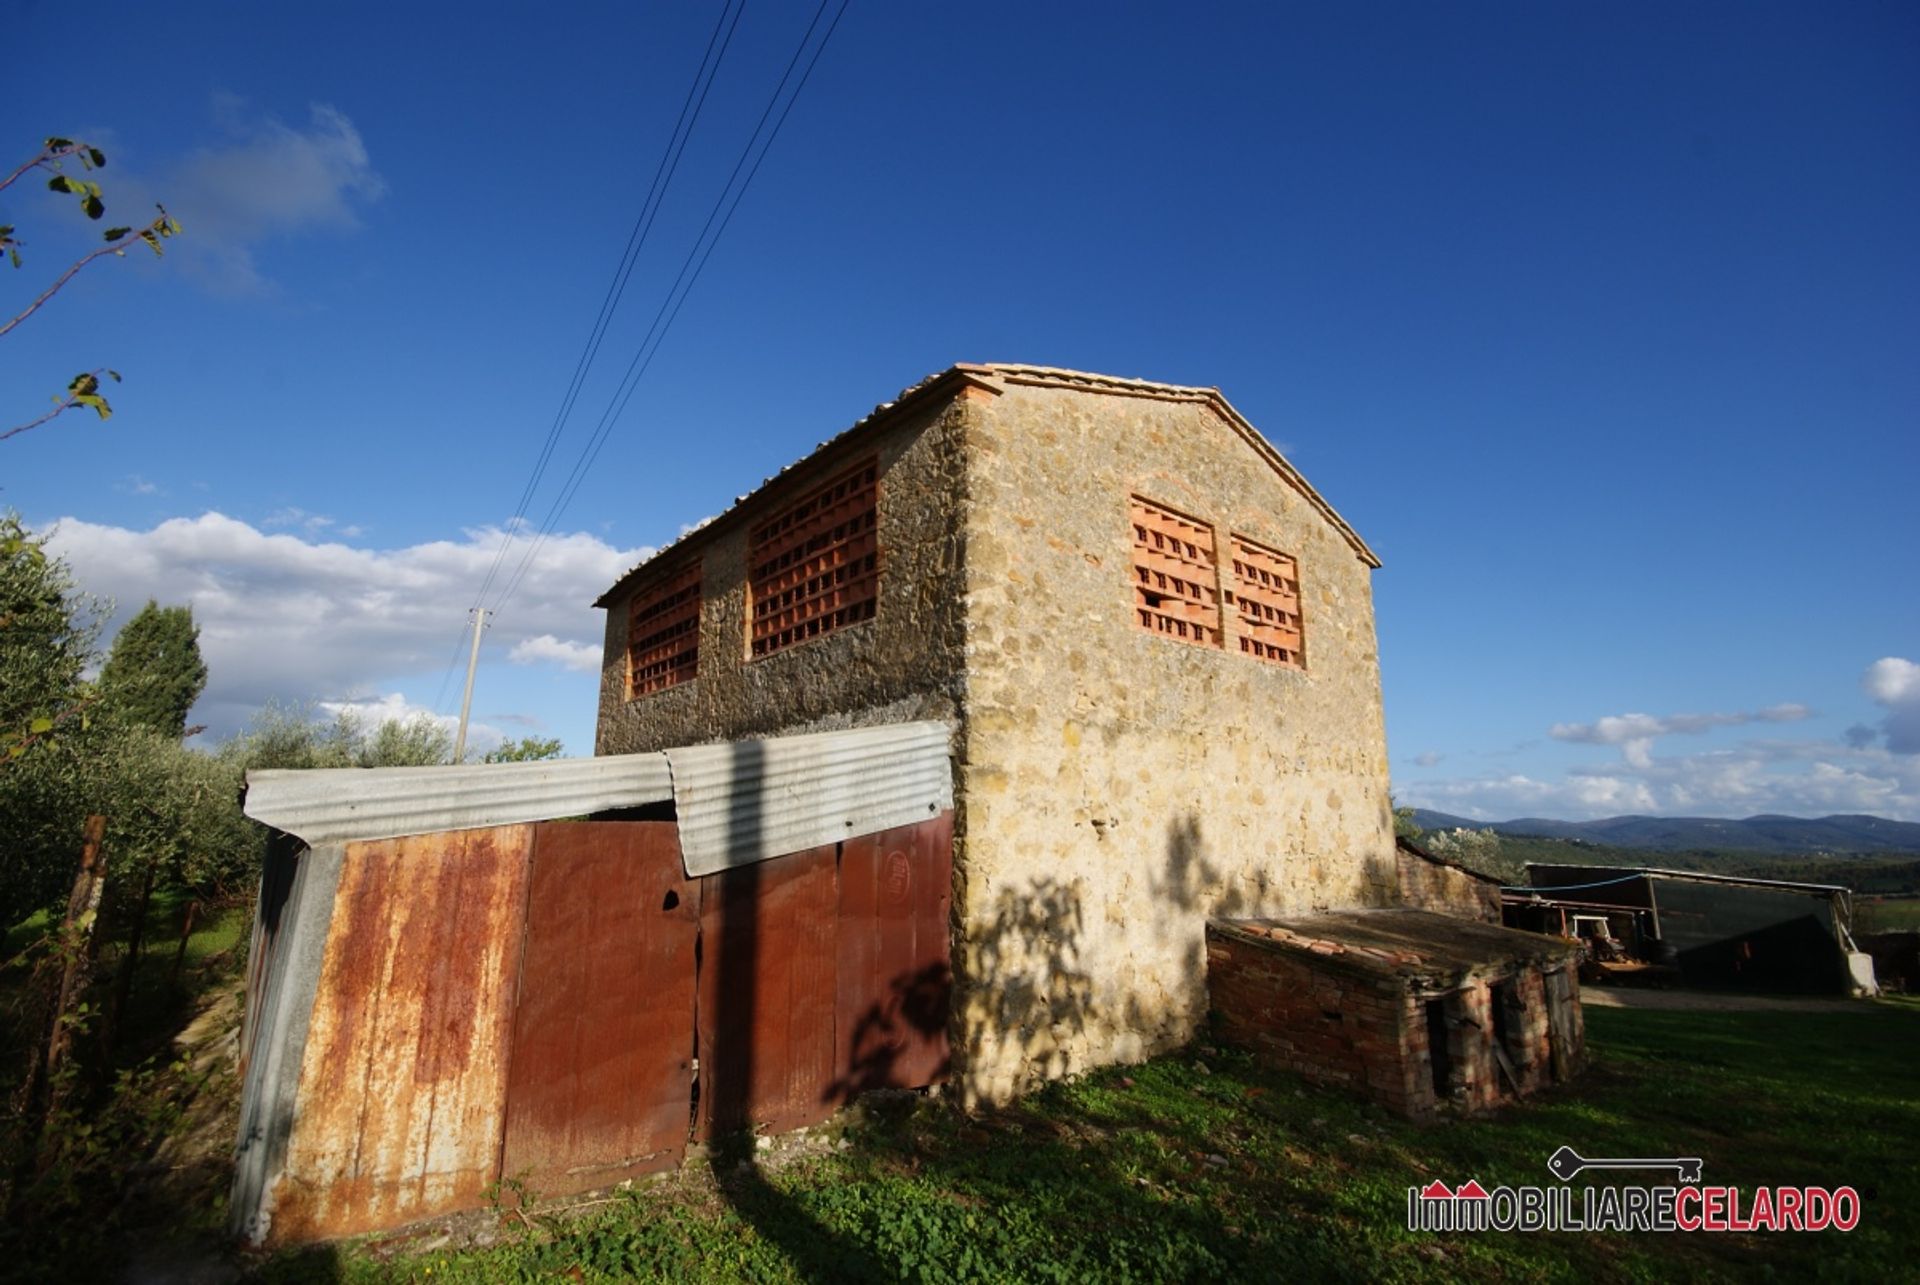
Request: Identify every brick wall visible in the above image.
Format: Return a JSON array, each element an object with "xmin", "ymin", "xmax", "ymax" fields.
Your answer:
[
  {"xmin": 1207, "ymin": 923, "xmax": 1586, "ymax": 1120},
  {"xmin": 1396, "ymin": 841, "xmax": 1503, "ymax": 924},
  {"xmin": 1206, "ymin": 927, "xmax": 1426, "ymax": 1116}
]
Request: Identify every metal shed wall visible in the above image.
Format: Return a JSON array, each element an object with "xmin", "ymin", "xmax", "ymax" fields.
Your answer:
[{"xmin": 232, "ymin": 813, "xmax": 955, "ymax": 1246}]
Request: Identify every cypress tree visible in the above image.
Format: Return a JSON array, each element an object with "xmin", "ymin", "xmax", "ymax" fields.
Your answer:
[{"xmin": 99, "ymin": 600, "xmax": 207, "ymax": 739}]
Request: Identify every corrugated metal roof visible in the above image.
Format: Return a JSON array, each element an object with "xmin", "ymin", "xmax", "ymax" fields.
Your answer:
[
  {"xmin": 1524, "ymin": 862, "xmax": 1850, "ymax": 896},
  {"xmin": 242, "ymin": 721, "xmax": 956, "ymax": 875},
  {"xmin": 243, "ymin": 755, "xmax": 674, "ymax": 847},
  {"xmin": 667, "ymin": 721, "xmax": 953, "ymax": 877}
]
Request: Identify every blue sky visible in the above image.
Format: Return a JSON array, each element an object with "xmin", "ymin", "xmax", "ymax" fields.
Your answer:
[{"xmin": 6, "ymin": 2, "xmax": 1916, "ymax": 818}]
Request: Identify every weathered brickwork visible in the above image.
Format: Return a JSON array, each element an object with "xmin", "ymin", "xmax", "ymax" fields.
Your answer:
[
  {"xmin": 1207, "ymin": 914, "xmax": 1586, "ymax": 1119},
  {"xmin": 1395, "ymin": 839, "xmax": 1504, "ymax": 924},
  {"xmin": 1207, "ymin": 929, "xmax": 1425, "ymax": 1113},
  {"xmin": 594, "ymin": 366, "xmax": 1397, "ymax": 1107}
]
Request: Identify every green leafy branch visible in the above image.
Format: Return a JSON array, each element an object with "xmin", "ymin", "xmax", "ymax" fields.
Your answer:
[
  {"xmin": 1, "ymin": 206, "xmax": 180, "ymax": 342},
  {"xmin": 2, "ymin": 136, "xmax": 181, "ymax": 441},
  {"xmin": 0, "ymin": 370, "xmax": 123, "ymax": 443},
  {"xmin": 0, "ymin": 691, "xmax": 99, "ymax": 770}
]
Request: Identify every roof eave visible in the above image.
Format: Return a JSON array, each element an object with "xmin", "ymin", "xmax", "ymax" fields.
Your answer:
[{"xmin": 591, "ymin": 366, "xmax": 995, "ymax": 608}]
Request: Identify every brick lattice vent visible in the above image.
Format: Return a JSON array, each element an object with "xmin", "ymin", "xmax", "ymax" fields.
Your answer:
[
  {"xmin": 1228, "ymin": 533, "xmax": 1304, "ymax": 668},
  {"xmin": 627, "ymin": 560, "xmax": 702, "ymax": 696},
  {"xmin": 749, "ymin": 458, "xmax": 880, "ymax": 658},
  {"xmin": 1130, "ymin": 496, "xmax": 1221, "ymax": 647}
]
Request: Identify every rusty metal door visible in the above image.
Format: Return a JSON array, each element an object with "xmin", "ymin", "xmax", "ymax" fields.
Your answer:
[
  {"xmin": 695, "ymin": 844, "xmax": 840, "ymax": 1139},
  {"xmin": 500, "ymin": 822, "xmax": 698, "ymax": 1197},
  {"xmin": 275, "ymin": 825, "xmax": 536, "ymax": 1242},
  {"xmin": 833, "ymin": 814, "xmax": 954, "ymax": 1100}
]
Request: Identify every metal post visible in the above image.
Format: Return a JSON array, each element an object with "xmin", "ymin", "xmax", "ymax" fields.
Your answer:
[{"xmin": 453, "ymin": 608, "xmax": 489, "ymax": 764}]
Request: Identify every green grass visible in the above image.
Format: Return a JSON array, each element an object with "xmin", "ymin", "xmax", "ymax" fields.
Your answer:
[
  {"xmin": 269, "ymin": 999, "xmax": 1920, "ymax": 1284},
  {"xmin": 1855, "ymin": 898, "xmax": 1920, "ymax": 933}
]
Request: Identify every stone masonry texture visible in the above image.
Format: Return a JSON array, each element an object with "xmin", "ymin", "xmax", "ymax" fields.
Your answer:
[{"xmin": 594, "ymin": 367, "xmax": 1398, "ymax": 1107}]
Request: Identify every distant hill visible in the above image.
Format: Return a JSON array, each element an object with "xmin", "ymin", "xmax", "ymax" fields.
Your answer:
[{"xmin": 1405, "ymin": 810, "xmax": 1920, "ymax": 855}]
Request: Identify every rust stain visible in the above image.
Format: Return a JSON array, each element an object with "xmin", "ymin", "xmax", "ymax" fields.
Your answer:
[
  {"xmin": 267, "ymin": 812, "xmax": 954, "ymax": 1244},
  {"xmin": 500, "ymin": 822, "xmax": 698, "ymax": 1198},
  {"xmin": 270, "ymin": 825, "xmax": 533, "ymax": 1244}
]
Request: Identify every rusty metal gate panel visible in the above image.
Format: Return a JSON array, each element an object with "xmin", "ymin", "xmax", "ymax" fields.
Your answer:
[
  {"xmin": 500, "ymin": 822, "xmax": 698, "ymax": 1198},
  {"xmin": 272, "ymin": 825, "xmax": 534, "ymax": 1243},
  {"xmin": 696, "ymin": 844, "xmax": 840, "ymax": 1139},
  {"xmin": 833, "ymin": 814, "xmax": 954, "ymax": 1100}
]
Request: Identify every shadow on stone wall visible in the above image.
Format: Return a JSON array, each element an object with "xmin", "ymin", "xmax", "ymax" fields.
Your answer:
[
  {"xmin": 956, "ymin": 811, "xmax": 1342, "ymax": 1102},
  {"xmin": 965, "ymin": 874, "xmax": 1095, "ymax": 1088}
]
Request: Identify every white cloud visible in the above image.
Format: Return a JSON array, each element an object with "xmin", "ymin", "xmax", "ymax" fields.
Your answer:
[
  {"xmin": 1549, "ymin": 704, "xmax": 1812, "ymax": 771},
  {"xmin": 165, "ymin": 96, "xmax": 385, "ymax": 294},
  {"xmin": 1402, "ymin": 677, "xmax": 1920, "ymax": 822},
  {"xmin": 509, "ymin": 634, "xmax": 602, "ymax": 674},
  {"xmin": 1404, "ymin": 742, "xmax": 1920, "ymax": 823},
  {"xmin": 1865, "ymin": 658, "xmax": 1920, "ymax": 705},
  {"xmin": 1411, "ymin": 751, "xmax": 1444, "ymax": 768},
  {"xmin": 318, "ymin": 692, "xmax": 509, "ymax": 756},
  {"xmin": 263, "ymin": 506, "xmax": 343, "ymax": 537},
  {"xmin": 1864, "ymin": 657, "xmax": 1920, "ymax": 754},
  {"xmin": 116, "ymin": 475, "xmax": 161, "ymax": 496},
  {"xmin": 1550, "ymin": 704, "xmax": 1810, "ymax": 746},
  {"xmin": 41, "ymin": 511, "xmax": 651, "ymax": 739}
]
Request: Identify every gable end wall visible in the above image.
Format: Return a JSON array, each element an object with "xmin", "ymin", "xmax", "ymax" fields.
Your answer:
[{"xmin": 951, "ymin": 381, "xmax": 1395, "ymax": 1105}]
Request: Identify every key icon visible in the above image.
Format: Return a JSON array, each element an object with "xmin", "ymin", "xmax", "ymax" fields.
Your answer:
[{"xmin": 1548, "ymin": 1145, "xmax": 1702, "ymax": 1184}]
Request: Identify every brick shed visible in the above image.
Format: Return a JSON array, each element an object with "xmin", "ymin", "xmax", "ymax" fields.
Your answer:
[
  {"xmin": 594, "ymin": 364, "xmax": 1414, "ymax": 1105},
  {"xmin": 1207, "ymin": 910, "xmax": 1585, "ymax": 1118}
]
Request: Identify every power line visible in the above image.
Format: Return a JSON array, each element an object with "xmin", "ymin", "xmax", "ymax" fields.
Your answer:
[
  {"xmin": 489, "ymin": 0, "xmax": 852, "ymax": 619},
  {"xmin": 467, "ymin": 0, "xmax": 750, "ymax": 614}
]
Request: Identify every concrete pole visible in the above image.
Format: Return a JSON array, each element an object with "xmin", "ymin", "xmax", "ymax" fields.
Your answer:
[{"xmin": 453, "ymin": 608, "xmax": 489, "ymax": 764}]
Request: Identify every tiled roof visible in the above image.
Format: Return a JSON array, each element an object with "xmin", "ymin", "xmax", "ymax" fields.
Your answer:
[
  {"xmin": 594, "ymin": 362, "xmax": 1380, "ymax": 607},
  {"xmin": 1210, "ymin": 909, "xmax": 1581, "ymax": 988}
]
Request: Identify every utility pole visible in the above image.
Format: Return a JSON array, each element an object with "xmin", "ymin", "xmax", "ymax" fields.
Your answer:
[{"xmin": 453, "ymin": 607, "xmax": 490, "ymax": 764}]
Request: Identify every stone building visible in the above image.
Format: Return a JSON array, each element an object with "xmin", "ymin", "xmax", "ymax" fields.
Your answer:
[{"xmin": 594, "ymin": 363, "xmax": 1399, "ymax": 1105}]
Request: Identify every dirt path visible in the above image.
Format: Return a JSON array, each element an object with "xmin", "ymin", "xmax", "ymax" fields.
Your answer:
[{"xmin": 1580, "ymin": 987, "xmax": 1861, "ymax": 1014}]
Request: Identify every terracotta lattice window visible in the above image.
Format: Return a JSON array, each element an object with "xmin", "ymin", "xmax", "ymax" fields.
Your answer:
[
  {"xmin": 1130, "ymin": 496, "xmax": 1221, "ymax": 647},
  {"xmin": 1229, "ymin": 534, "xmax": 1305, "ymax": 668},
  {"xmin": 748, "ymin": 458, "xmax": 880, "ymax": 658},
  {"xmin": 627, "ymin": 560, "xmax": 702, "ymax": 697}
]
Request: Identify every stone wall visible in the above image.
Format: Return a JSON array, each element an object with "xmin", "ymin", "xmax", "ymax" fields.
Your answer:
[
  {"xmin": 951, "ymin": 378, "xmax": 1396, "ymax": 1105},
  {"xmin": 590, "ymin": 368, "xmax": 1401, "ymax": 1110},
  {"xmin": 595, "ymin": 395, "xmax": 971, "ymax": 755},
  {"xmin": 1396, "ymin": 839, "xmax": 1504, "ymax": 924}
]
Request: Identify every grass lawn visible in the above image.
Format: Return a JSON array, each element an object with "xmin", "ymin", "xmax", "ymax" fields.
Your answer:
[
  {"xmin": 1856, "ymin": 898, "xmax": 1920, "ymax": 933},
  {"xmin": 267, "ymin": 998, "xmax": 1920, "ymax": 1284}
]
